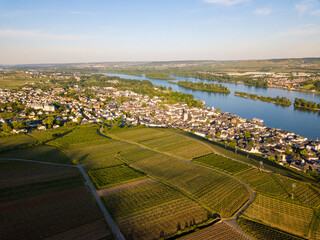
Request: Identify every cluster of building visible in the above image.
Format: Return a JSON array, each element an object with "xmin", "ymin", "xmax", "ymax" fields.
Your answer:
[
  {"xmin": 0, "ymin": 85, "xmax": 319, "ymax": 174},
  {"xmin": 203, "ymin": 71, "xmax": 320, "ymax": 92}
]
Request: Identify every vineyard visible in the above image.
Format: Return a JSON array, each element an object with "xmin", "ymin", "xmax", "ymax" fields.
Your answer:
[
  {"xmin": 237, "ymin": 217, "xmax": 305, "ymax": 240},
  {"xmin": 131, "ymin": 153, "xmax": 250, "ymax": 218},
  {"xmin": 120, "ymin": 149, "xmax": 157, "ymax": 164},
  {"xmin": 178, "ymin": 222, "xmax": 248, "ymax": 240},
  {"xmin": 0, "ymin": 160, "xmax": 113, "ymax": 240},
  {"xmin": 27, "ymin": 126, "xmax": 72, "ymax": 143},
  {"xmin": 193, "ymin": 153, "xmax": 252, "ymax": 175},
  {"xmin": 84, "ymin": 156, "xmax": 123, "ymax": 169},
  {"xmin": 0, "ymin": 145, "xmax": 72, "ymax": 164},
  {"xmin": 49, "ymin": 125, "xmax": 105, "ymax": 147},
  {"xmin": 242, "ymin": 194, "xmax": 314, "ymax": 238},
  {"xmin": 0, "ymin": 162, "xmax": 80, "ymax": 189},
  {"xmin": 106, "ymin": 126, "xmax": 212, "ymax": 160},
  {"xmin": 86, "ymin": 163, "xmax": 146, "ymax": 189},
  {"xmin": 0, "ymin": 134, "xmax": 36, "ymax": 152},
  {"xmin": 56, "ymin": 139, "xmax": 139, "ymax": 164},
  {"xmin": 235, "ymin": 168, "xmax": 320, "ymax": 207},
  {"xmin": 100, "ymin": 178, "xmax": 210, "ymax": 240}
]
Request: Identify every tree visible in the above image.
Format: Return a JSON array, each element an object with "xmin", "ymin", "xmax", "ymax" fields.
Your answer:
[
  {"xmin": 248, "ymin": 140, "xmax": 254, "ymax": 146},
  {"xmin": 268, "ymin": 156, "xmax": 275, "ymax": 161},
  {"xmin": 216, "ymin": 132, "xmax": 221, "ymax": 138},
  {"xmin": 300, "ymin": 149, "xmax": 309, "ymax": 156},
  {"xmin": 11, "ymin": 121, "xmax": 23, "ymax": 129},
  {"xmin": 45, "ymin": 116, "xmax": 55, "ymax": 128},
  {"xmin": 77, "ymin": 117, "xmax": 83, "ymax": 124},
  {"xmin": 2, "ymin": 123, "xmax": 12, "ymax": 132},
  {"xmin": 244, "ymin": 131, "xmax": 251, "ymax": 139}
]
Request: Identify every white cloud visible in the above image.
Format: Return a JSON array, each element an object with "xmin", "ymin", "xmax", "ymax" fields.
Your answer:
[
  {"xmin": 203, "ymin": 0, "xmax": 250, "ymax": 6},
  {"xmin": 0, "ymin": 29, "xmax": 90, "ymax": 41},
  {"xmin": 311, "ymin": 9, "xmax": 320, "ymax": 16},
  {"xmin": 254, "ymin": 7, "xmax": 272, "ymax": 16},
  {"xmin": 295, "ymin": 0, "xmax": 320, "ymax": 16},
  {"xmin": 279, "ymin": 25, "xmax": 320, "ymax": 36}
]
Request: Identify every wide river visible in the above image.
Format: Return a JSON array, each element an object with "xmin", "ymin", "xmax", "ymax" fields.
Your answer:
[{"xmin": 104, "ymin": 73, "xmax": 320, "ymax": 140}]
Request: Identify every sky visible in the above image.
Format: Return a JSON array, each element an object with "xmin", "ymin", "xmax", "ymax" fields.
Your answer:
[{"xmin": 0, "ymin": 0, "xmax": 320, "ymax": 64}]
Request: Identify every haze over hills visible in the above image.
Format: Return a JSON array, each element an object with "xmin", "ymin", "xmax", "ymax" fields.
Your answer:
[{"xmin": 2, "ymin": 57, "xmax": 320, "ymax": 72}]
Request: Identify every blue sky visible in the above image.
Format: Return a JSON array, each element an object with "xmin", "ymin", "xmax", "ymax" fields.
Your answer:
[{"xmin": 0, "ymin": 0, "xmax": 320, "ymax": 64}]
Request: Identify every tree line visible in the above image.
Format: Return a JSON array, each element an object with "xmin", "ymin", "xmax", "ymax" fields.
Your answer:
[
  {"xmin": 169, "ymin": 80, "xmax": 231, "ymax": 94},
  {"xmin": 234, "ymin": 92, "xmax": 291, "ymax": 106}
]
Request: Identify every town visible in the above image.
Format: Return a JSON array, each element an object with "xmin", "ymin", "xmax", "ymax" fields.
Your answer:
[{"xmin": 1, "ymin": 77, "xmax": 319, "ymax": 176}]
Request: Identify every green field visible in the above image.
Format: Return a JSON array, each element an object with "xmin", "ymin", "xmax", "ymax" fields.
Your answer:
[
  {"xmin": 193, "ymin": 153, "xmax": 252, "ymax": 175},
  {"xmin": 47, "ymin": 125, "xmax": 139, "ymax": 164},
  {"xmin": 86, "ymin": 164, "xmax": 146, "ymax": 189},
  {"xmin": 100, "ymin": 178, "xmax": 210, "ymax": 240},
  {"xmin": 202, "ymin": 139, "xmax": 314, "ymax": 182},
  {"xmin": 49, "ymin": 125, "xmax": 105, "ymax": 147},
  {"xmin": 0, "ymin": 160, "xmax": 113, "ymax": 240},
  {"xmin": 0, "ymin": 145, "xmax": 72, "ymax": 164},
  {"xmin": 131, "ymin": 152, "xmax": 250, "ymax": 218},
  {"xmin": 242, "ymin": 194, "xmax": 314, "ymax": 238},
  {"xmin": 105, "ymin": 127, "xmax": 212, "ymax": 160},
  {"xmin": 0, "ymin": 134, "xmax": 36, "ymax": 151},
  {"xmin": 178, "ymin": 222, "xmax": 249, "ymax": 240},
  {"xmin": 238, "ymin": 217, "xmax": 305, "ymax": 240},
  {"xmin": 235, "ymin": 168, "xmax": 320, "ymax": 207},
  {"xmin": 84, "ymin": 156, "xmax": 123, "ymax": 168},
  {"xmin": 59, "ymin": 139, "xmax": 139, "ymax": 164},
  {"xmin": 0, "ymin": 77, "xmax": 42, "ymax": 89},
  {"xmin": 120, "ymin": 149, "xmax": 158, "ymax": 164},
  {"xmin": 28, "ymin": 127, "xmax": 73, "ymax": 143}
]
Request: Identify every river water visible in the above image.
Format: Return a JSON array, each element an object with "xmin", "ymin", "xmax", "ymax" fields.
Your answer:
[{"xmin": 104, "ymin": 73, "xmax": 320, "ymax": 140}]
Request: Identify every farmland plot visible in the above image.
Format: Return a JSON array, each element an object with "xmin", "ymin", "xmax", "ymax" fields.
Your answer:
[
  {"xmin": 236, "ymin": 168, "xmax": 320, "ymax": 207},
  {"xmin": 106, "ymin": 126, "xmax": 212, "ymax": 160},
  {"xmin": 49, "ymin": 125, "xmax": 105, "ymax": 146},
  {"xmin": 28, "ymin": 126, "xmax": 72, "ymax": 143},
  {"xmin": 106, "ymin": 126, "xmax": 169, "ymax": 142},
  {"xmin": 0, "ymin": 161, "xmax": 113, "ymax": 240},
  {"xmin": 193, "ymin": 153, "xmax": 252, "ymax": 175},
  {"xmin": 0, "ymin": 134, "xmax": 36, "ymax": 151},
  {"xmin": 242, "ymin": 194, "xmax": 314, "ymax": 238},
  {"xmin": 132, "ymin": 153, "xmax": 250, "ymax": 218},
  {"xmin": 0, "ymin": 186, "xmax": 107, "ymax": 240},
  {"xmin": 238, "ymin": 217, "xmax": 305, "ymax": 240},
  {"xmin": 86, "ymin": 164, "xmax": 145, "ymax": 189},
  {"xmin": 178, "ymin": 222, "xmax": 248, "ymax": 240},
  {"xmin": 100, "ymin": 178, "xmax": 210, "ymax": 240},
  {"xmin": 0, "ymin": 145, "xmax": 72, "ymax": 164},
  {"xmin": 0, "ymin": 163, "xmax": 80, "ymax": 189},
  {"xmin": 120, "ymin": 149, "xmax": 157, "ymax": 164},
  {"xmin": 59, "ymin": 139, "xmax": 139, "ymax": 164}
]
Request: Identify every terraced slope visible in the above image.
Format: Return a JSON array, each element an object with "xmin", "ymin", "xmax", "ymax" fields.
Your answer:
[
  {"xmin": 178, "ymin": 222, "xmax": 249, "ymax": 240},
  {"xmin": 106, "ymin": 126, "xmax": 212, "ymax": 160},
  {"xmin": 130, "ymin": 152, "xmax": 250, "ymax": 218},
  {"xmin": 242, "ymin": 194, "xmax": 314, "ymax": 238},
  {"xmin": 99, "ymin": 178, "xmax": 210, "ymax": 240}
]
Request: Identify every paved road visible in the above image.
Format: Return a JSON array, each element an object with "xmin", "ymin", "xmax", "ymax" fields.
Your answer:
[
  {"xmin": 78, "ymin": 166, "xmax": 125, "ymax": 240},
  {"xmin": 0, "ymin": 157, "xmax": 125, "ymax": 240},
  {"xmin": 99, "ymin": 128, "xmax": 255, "ymax": 240}
]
